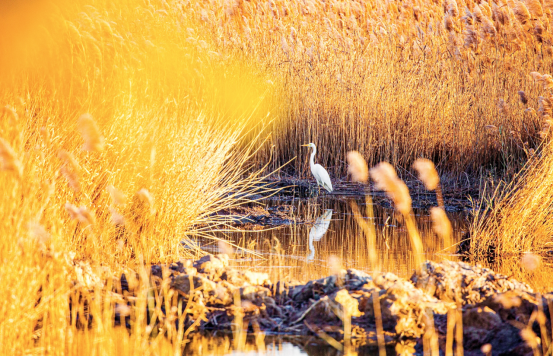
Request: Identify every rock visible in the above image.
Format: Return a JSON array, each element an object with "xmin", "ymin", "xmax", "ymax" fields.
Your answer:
[
  {"xmin": 170, "ymin": 275, "xmax": 215, "ymax": 295},
  {"xmin": 204, "ymin": 282, "xmax": 233, "ymax": 305},
  {"xmin": 463, "ymin": 306, "xmax": 502, "ymax": 330},
  {"xmin": 411, "ymin": 261, "xmax": 534, "ymax": 305},
  {"xmin": 194, "ymin": 254, "xmax": 227, "ymax": 274},
  {"xmin": 95, "ymin": 256, "xmax": 553, "ymax": 356},
  {"xmin": 220, "ymin": 269, "xmax": 245, "ymax": 286},
  {"xmin": 346, "ymin": 269, "xmax": 372, "ymax": 290},
  {"xmin": 243, "ymin": 271, "xmax": 270, "ymax": 285}
]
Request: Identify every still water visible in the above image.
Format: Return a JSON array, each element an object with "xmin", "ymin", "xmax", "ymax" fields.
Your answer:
[
  {"xmin": 182, "ymin": 333, "xmax": 397, "ymax": 356},
  {"xmin": 205, "ymin": 196, "xmax": 468, "ymax": 283},
  {"xmin": 184, "ymin": 196, "xmax": 553, "ymax": 356},
  {"xmin": 185, "ymin": 196, "xmax": 468, "ymax": 356}
]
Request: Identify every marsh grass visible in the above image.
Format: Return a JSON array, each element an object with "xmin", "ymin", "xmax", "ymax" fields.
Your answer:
[
  {"xmin": 470, "ymin": 130, "xmax": 553, "ymax": 260},
  {"xmin": 188, "ymin": 0, "xmax": 553, "ymax": 183},
  {"xmin": 2, "ymin": 0, "xmax": 553, "ymax": 354},
  {"xmin": 0, "ymin": 0, "xmax": 278, "ymax": 354}
]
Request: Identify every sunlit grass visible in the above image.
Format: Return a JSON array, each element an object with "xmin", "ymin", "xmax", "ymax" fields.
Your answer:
[
  {"xmin": 0, "ymin": 0, "xmax": 276, "ymax": 354},
  {"xmin": 189, "ymin": 0, "xmax": 552, "ymax": 182}
]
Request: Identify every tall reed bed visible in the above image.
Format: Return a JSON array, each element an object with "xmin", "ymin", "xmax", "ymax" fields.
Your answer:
[
  {"xmin": 470, "ymin": 69, "xmax": 552, "ymax": 260},
  {"xmin": 0, "ymin": 0, "xmax": 276, "ymax": 353},
  {"xmin": 187, "ymin": 0, "xmax": 553, "ymax": 182}
]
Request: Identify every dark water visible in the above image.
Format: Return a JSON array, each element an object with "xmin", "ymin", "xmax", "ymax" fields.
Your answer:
[
  {"xmin": 202, "ymin": 196, "xmax": 468, "ymax": 283},
  {"xmin": 185, "ymin": 196, "xmax": 469, "ymax": 356},
  {"xmin": 182, "ymin": 332, "xmax": 397, "ymax": 356},
  {"xmin": 182, "ymin": 196, "xmax": 553, "ymax": 356}
]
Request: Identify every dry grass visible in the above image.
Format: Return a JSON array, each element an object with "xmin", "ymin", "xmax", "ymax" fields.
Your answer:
[
  {"xmin": 187, "ymin": 0, "xmax": 553, "ymax": 182},
  {"xmin": 470, "ymin": 131, "xmax": 553, "ymax": 259},
  {"xmin": 469, "ymin": 66, "xmax": 552, "ymax": 260},
  {"xmin": 0, "ymin": 0, "xmax": 276, "ymax": 354},
  {"xmin": 2, "ymin": 0, "xmax": 553, "ymax": 354}
]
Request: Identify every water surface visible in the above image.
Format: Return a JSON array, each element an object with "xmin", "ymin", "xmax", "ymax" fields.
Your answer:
[{"xmin": 205, "ymin": 196, "xmax": 468, "ymax": 285}]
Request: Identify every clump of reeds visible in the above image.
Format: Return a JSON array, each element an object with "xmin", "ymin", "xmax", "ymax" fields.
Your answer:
[
  {"xmin": 58, "ymin": 150, "xmax": 82, "ymax": 192},
  {"xmin": 0, "ymin": 0, "xmax": 275, "ymax": 353},
  {"xmin": 189, "ymin": 0, "xmax": 553, "ymax": 185},
  {"xmin": 348, "ymin": 153, "xmax": 456, "ymax": 355},
  {"xmin": 369, "ymin": 162, "xmax": 424, "ymax": 272},
  {"xmin": 471, "ymin": 72, "xmax": 553, "ymax": 260}
]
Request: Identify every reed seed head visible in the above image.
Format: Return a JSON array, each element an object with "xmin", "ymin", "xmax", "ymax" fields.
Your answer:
[
  {"xmin": 218, "ymin": 240, "xmax": 235, "ymax": 256},
  {"xmin": 430, "ymin": 207, "xmax": 452, "ymax": 238},
  {"xmin": 525, "ymin": 0, "xmax": 544, "ymax": 17},
  {"xmin": 77, "ymin": 113, "xmax": 105, "ymax": 152},
  {"xmin": 58, "ymin": 150, "xmax": 82, "ymax": 192},
  {"xmin": 109, "ymin": 207, "xmax": 125, "ymax": 226},
  {"xmin": 521, "ymin": 252, "xmax": 541, "ymax": 271},
  {"xmin": 137, "ymin": 188, "xmax": 155, "ymax": 214},
  {"xmin": 370, "ymin": 162, "xmax": 412, "ymax": 215},
  {"xmin": 107, "ymin": 185, "xmax": 127, "ymax": 206},
  {"xmin": 65, "ymin": 203, "xmax": 96, "ymax": 226},
  {"xmin": 347, "ymin": 151, "xmax": 368, "ymax": 183},
  {"xmin": 28, "ymin": 222, "xmax": 51, "ymax": 246},
  {"xmin": 413, "ymin": 158, "xmax": 439, "ymax": 190},
  {"xmin": 515, "ymin": 1, "xmax": 531, "ymax": 24},
  {"xmin": 1, "ymin": 106, "xmax": 18, "ymax": 122},
  {"xmin": 485, "ymin": 125, "xmax": 499, "ymax": 134},
  {"xmin": 0, "ymin": 137, "xmax": 23, "ymax": 177},
  {"xmin": 518, "ymin": 90, "xmax": 528, "ymax": 104}
]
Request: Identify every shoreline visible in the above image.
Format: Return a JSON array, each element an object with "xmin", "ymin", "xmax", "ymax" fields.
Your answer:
[{"xmin": 71, "ymin": 255, "xmax": 547, "ymax": 356}]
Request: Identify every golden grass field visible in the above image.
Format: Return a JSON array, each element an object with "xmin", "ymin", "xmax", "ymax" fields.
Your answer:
[{"xmin": 0, "ymin": 0, "xmax": 552, "ymax": 354}]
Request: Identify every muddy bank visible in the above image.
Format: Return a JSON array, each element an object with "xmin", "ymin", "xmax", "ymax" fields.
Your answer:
[
  {"xmin": 264, "ymin": 178, "xmax": 475, "ymax": 212},
  {"xmin": 215, "ymin": 178, "xmax": 473, "ymax": 230},
  {"xmin": 92, "ymin": 255, "xmax": 551, "ymax": 355}
]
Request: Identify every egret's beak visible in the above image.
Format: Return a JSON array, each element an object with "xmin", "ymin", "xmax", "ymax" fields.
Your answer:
[{"xmin": 301, "ymin": 144, "xmax": 310, "ymax": 147}]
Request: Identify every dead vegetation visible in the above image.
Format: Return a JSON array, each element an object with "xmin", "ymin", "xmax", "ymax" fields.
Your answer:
[
  {"xmin": 1, "ymin": 0, "xmax": 553, "ymax": 354},
  {"xmin": 186, "ymin": 0, "xmax": 553, "ymax": 182}
]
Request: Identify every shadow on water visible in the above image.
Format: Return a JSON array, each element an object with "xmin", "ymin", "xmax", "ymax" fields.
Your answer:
[
  {"xmin": 199, "ymin": 196, "xmax": 469, "ymax": 283},
  {"xmin": 183, "ymin": 332, "xmax": 397, "ymax": 356}
]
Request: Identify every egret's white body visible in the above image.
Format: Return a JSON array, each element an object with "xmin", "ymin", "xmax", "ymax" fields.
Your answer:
[
  {"xmin": 302, "ymin": 143, "xmax": 333, "ymax": 193},
  {"xmin": 307, "ymin": 209, "xmax": 333, "ymax": 261}
]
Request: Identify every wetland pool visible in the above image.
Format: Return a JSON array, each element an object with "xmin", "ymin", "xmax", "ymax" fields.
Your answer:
[
  {"xmin": 202, "ymin": 196, "xmax": 469, "ymax": 283},
  {"xmin": 182, "ymin": 195, "xmax": 553, "ymax": 356}
]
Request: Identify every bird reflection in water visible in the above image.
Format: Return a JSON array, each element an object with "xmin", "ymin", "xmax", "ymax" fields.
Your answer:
[{"xmin": 307, "ymin": 209, "xmax": 333, "ymax": 262}]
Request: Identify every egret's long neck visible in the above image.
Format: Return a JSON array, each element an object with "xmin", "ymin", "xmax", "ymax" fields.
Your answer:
[{"xmin": 310, "ymin": 146, "xmax": 317, "ymax": 168}]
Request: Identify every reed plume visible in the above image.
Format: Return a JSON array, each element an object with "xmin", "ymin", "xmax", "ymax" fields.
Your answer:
[
  {"xmin": 0, "ymin": 138, "xmax": 22, "ymax": 177},
  {"xmin": 107, "ymin": 185, "xmax": 127, "ymax": 206},
  {"xmin": 58, "ymin": 150, "xmax": 82, "ymax": 192},
  {"xmin": 369, "ymin": 162, "xmax": 411, "ymax": 216},
  {"xmin": 413, "ymin": 159, "xmax": 439, "ymax": 191},
  {"xmin": 370, "ymin": 162, "xmax": 423, "ymax": 271},
  {"xmin": 64, "ymin": 203, "xmax": 96, "ymax": 226},
  {"xmin": 136, "ymin": 188, "xmax": 155, "ymax": 215},
  {"xmin": 430, "ymin": 207, "xmax": 453, "ymax": 252},
  {"xmin": 77, "ymin": 113, "xmax": 105, "ymax": 152},
  {"xmin": 346, "ymin": 151, "xmax": 368, "ymax": 183}
]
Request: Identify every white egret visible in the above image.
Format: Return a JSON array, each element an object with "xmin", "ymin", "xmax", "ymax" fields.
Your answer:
[
  {"xmin": 307, "ymin": 209, "xmax": 333, "ymax": 262},
  {"xmin": 301, "ymin": 143, "xmax": 333, "ymax": 194}
]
